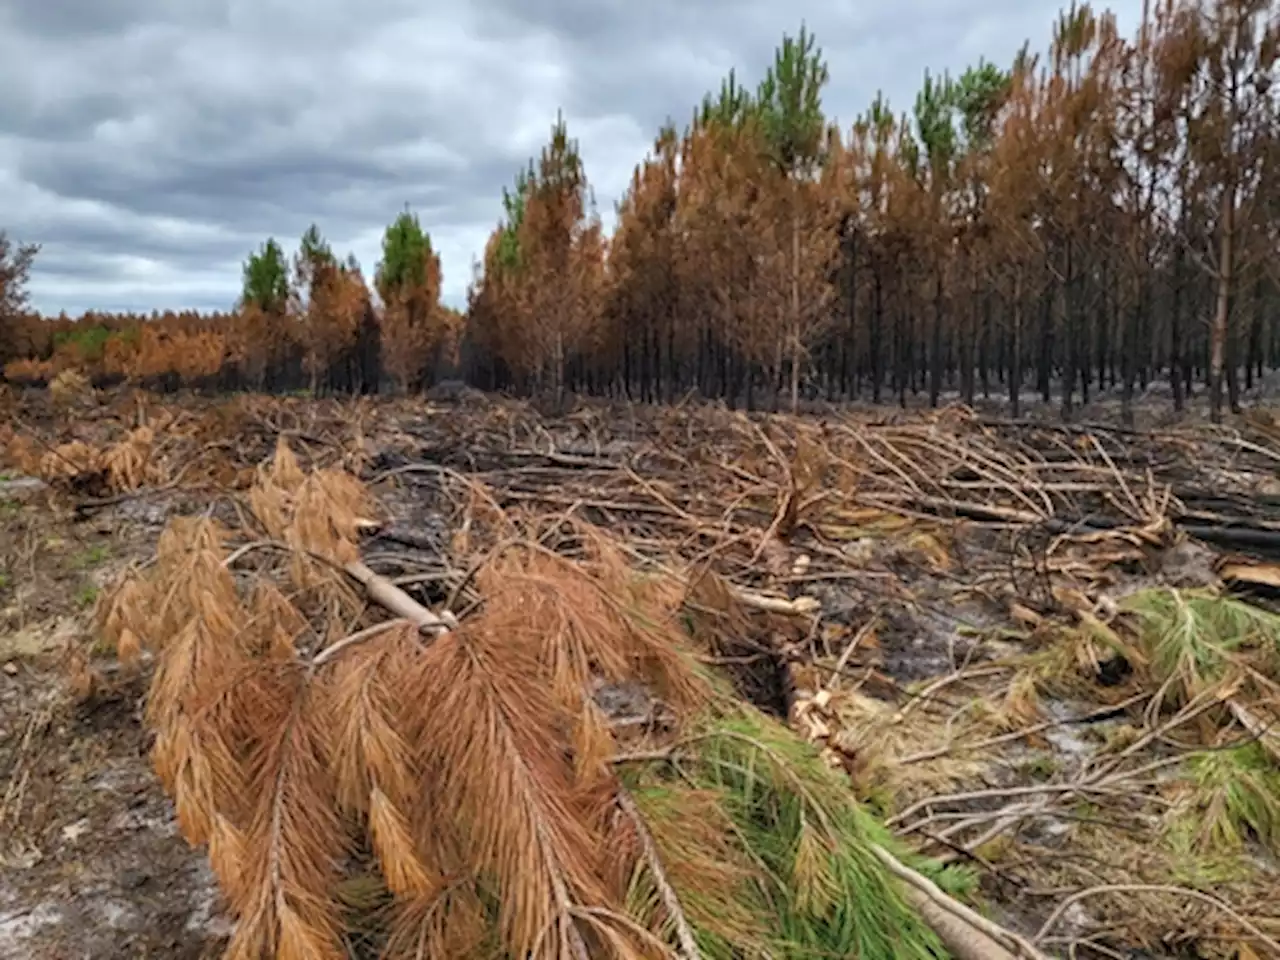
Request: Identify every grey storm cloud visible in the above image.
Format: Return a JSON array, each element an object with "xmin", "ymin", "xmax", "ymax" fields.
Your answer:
[{"xmin": 0, "ymin": 0, "xmax": 1147, "ymax": 316}]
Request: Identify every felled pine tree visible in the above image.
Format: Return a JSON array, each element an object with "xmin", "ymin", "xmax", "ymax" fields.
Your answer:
[{"xmin": 97, "ymin": 438, "xmax": 954, "ymax": 960}]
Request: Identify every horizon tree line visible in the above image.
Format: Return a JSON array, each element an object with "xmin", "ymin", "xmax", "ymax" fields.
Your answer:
[
  {"xmin": 3, "ymin": 0, "xmax": 1279, "ymax": 423},
  {"xmin": 0, "ymin": 212, "xmax": 460, "ymax": 397}
]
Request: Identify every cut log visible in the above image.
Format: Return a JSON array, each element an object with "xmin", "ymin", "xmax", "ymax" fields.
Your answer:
[{"xmin": 732, "ymin": 588, "xmax": 820, "ymax": 617}]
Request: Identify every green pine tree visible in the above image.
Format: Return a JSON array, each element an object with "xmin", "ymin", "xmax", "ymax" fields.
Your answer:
[
  {"xmin": 375, "ymin": 209, "xmax": 433, "ymax": 305},
  {"xmin": 954, "ymin": 61, "xmax": 1012, "ymax": 152},
  {"xmin": 756, "ymin": 24, "xmax": 829, "ymax": 178},
  {"xmin": 0, "ymin": 232, "xmax": 39, "ymax": 364},
  {"xmin": 756, "ymin": 24, "xmax": 831, "ymax": 411},
  {"xmin": 241, "ymin": 238, "xmax": 290, "ymax": 315},
  {"xmin": 913, "ymin": 69, "xmax": 959, "ymax": 407}
]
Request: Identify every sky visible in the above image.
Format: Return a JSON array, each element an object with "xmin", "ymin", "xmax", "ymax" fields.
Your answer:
[{"xmin": 1, "ymin": 0, "xmax": 1146, "ymax": 317}]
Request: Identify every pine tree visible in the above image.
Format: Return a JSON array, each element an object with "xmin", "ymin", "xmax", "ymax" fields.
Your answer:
[
  {"xmin": 0, "ymin": 232, "xmax": 39, "ymax": 365},
  {"xmin": 375, "ymin": 209, "xmax": 448, "ymax": 393},
  {"xmin": 913, "ymin": 69, "xmax": 959, "ymax": 407},
  {"xmin": 293, "ymin": 225, "xmax": 366, "ymax": 396},
  {"xmin": 236, "ymin": 238, "xmax": 294, "ymax": 391},
  {"xmin": 241, "ymin": 238, "xmax": 291, "ymax": 315},
  {"xmin": 1189, "ymin": 0, "xmax": 1278, "ymax": 421},
  {"xmin": 756, "ymin": 25, "xmax": 837, "ymax": 411}
]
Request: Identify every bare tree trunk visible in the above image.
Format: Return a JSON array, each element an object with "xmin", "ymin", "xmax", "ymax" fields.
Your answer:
[
  {"xmin": 783, "ymin": 200, "xmax": 803, "ymax": 414},
  {"xmin": 1210, "ymin": 185, "xmax": 1235, "ymax": 424},
  {"xmin": 789, "ymin": 206, "xmax": 802, "ymax": 414},
  {"xmin": 962, "ymin": 267, "xmax": 977, "ymax": 406},
  {"xmin": 1060, "ymin": 241, "xmax": 1076, "ymax": 421},
  {"xmin": 1170, "ymin": 210, "xmax": 1186, "ymax": 412},
  {"xmin": 1010, "ymin": 271, "xmax": 1023, "ymax": 418},
  {"xmin": 554, "ymin": 329, "xmax": 566, "ymax": 410},
  {"xmin": 929, "ymin": 273, "xmax": 943, "ymax": 407}
]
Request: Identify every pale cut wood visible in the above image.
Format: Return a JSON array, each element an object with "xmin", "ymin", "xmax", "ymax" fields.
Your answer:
[
  {"xmin": 871, "ymin": 845, "xmax": 1050, "ymax": 960},
  {"xmin": 344, "ymin": 560, "xmax": 458, "ymax": 634}
]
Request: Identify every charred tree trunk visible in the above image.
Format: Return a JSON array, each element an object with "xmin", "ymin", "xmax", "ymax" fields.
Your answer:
[
  {"xmin": 1247, "ymin": 269, "xmax": 1264, "ymax": 390},
  {"xmin": 929, "ymin": 272, "xmax": 943, "ymax": 408},
  {"xmin": 1209, "ymin": 185, "xmax": 1235, "ymax": 424},
  {"xmin": 1010, "ymin": 271, "xmax": 1023, "ymax": 419},
  {"xmin": 1038, "ymin": 277, "xmax": 1054, "ymax": 403},
  {"xmin": 1061, "ymin": 241, "xmax": 1077, "ymax": 421},
  {"xmin": 871, "ymin": 268, "xmax": 884, "ymax": 405}
]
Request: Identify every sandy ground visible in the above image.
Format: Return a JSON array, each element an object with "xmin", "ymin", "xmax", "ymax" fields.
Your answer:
[{"xmin": 0, "ymin": 478, "xmax": 230, "ymax": 958}]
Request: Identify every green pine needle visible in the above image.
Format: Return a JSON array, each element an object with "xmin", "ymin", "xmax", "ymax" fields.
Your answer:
[{"xmin": 627, "ymin": 706, "xmax": 955, "ymax": 959}]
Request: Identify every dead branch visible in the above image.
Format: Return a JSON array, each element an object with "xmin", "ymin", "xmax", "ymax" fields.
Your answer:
[
  {"xmin": 871, "ymin": 845, "xmax": 1050, "ymax": 960},
  {"xmin": 311, "ymin": 619, "xmax": 412, "ymax": 667},
  {"xmin": 1033, "ymin": 884, "xmax": 1280, "ymax": 954},
  {"xmin": 343, "ymin": 560, "xmax": 457, "ymax": 634},
  {"xmin": 731, "ymin": 588, "xmax": 820, "ymax": 617}
]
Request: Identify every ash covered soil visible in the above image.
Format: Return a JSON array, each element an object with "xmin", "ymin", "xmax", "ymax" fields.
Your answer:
[{"xmin": 0, "ymin": 487, "xmax": 229, "ymax": 959}]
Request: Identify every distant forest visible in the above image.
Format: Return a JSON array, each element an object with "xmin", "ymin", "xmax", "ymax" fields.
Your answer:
[{"xmin": 1, "ymin": 0, "xmax": 1278, "ymax": 423}]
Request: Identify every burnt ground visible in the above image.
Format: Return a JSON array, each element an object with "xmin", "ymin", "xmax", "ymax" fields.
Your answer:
[
  {"xmin": 1, "ymin": 386, "xmax": 1278, "ymax": 959},
  {"xmin": 0, "ymin": 482, "xmax": 230, "ymax": 959}
]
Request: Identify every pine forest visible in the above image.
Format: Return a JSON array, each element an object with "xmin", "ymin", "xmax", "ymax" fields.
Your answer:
[{"xmin": 0, "ymin": 0, "xmax": 1276, "ymax": 423}]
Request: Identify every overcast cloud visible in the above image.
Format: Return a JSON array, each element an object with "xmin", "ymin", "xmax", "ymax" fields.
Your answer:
[{"xmin": 1, "ymin": 0, "xmax": 1146, "ymax": 315}]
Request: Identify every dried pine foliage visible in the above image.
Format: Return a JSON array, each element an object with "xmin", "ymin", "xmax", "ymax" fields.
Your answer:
[
  {"xmin": 94, "ymin": 441, "xmax": 950, "ymax": 960},
  {"xmin": 2, "ymin": 423, "xmax": 166, "ymax": 495},
  {"xmin": 48, "ymin": 367, "xmax": 93, "ymax": 406}
]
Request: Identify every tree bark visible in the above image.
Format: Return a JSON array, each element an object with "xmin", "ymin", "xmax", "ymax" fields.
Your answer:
[
  {"xmin": 789, "ymin": 203, "xmax": 802, "ymax": 413},
  {"xmin": 1209, "ymin": 184, "xmax": 1235, "ymax": 424}
]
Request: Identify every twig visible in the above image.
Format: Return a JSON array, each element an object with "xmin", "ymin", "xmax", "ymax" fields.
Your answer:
[
  {"xmin": 888, "ymin": 782, "xmax": 1145, "ymax": 832},
  {"xmin": 310, "ymin": 619, "xmax": 411, "ymax": 667},
  {"xmin": 1033, "ymin": 884, "xmax": 1280, "ymax": 953},
  {"xmin": 823, "ymin": 616, "xmax": 878, "ymax": 693},
  {"xmin": 616, "ymin": 790, "xmax": 702, "ymax": 960},
  {"xmin": 898, "ymin": 694, "xmax": 1148, "ymax": 765},
  {"xmin": 1226, "ymin": 698, "xmax": 1280, "ymax": 765},
  {"xmin": 895, "ymin": 665, "xmax": 1011, "ymax": 720}
]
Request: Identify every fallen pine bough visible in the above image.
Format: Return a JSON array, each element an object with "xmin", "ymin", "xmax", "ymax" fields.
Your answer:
[{"xmin": 91, "ymin": 439, "xmax": 1038, "ymax": 960}]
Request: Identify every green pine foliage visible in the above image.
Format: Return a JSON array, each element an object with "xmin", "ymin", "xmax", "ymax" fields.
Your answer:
[
  {"xmin": 1176, "ymin": 743, "xmax": 1280, "ymax": 855},
  {"xmin": 624, "ymin": 705, "xmax": 965, "ymax": 959},
  {"xmin": 241, "ymin": 237, "xmax": 290, "ymax": 314},
  {"xmin": 375, "ymin": 209, "xmax": 434, "ymax": 303},
  {"xmin": 755, "ymin": 24, "xmax": 829, "ymax": 177},
  {"xmin": 1120, "ymin": 587, "xmax": 1280, "ymax": 703}
]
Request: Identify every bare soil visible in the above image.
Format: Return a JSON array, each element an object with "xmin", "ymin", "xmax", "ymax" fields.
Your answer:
[{"xmin": 0, "ymin": 487, "xmax": 229, "ymax": 959}]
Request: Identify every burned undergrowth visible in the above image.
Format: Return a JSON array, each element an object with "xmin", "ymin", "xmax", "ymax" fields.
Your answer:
[
  {"xmin": 4, "ymin": 387, "xmax": 1280, "ymax": 957},
  {"xmin": 89, "ymin": 438, "xmax": 972, "ymax": 960}
]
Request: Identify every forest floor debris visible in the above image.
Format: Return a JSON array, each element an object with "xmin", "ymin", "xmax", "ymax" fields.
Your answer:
[{"xmin": 1, "ymin": 385, "xmax": 1280, "ymax": 958}]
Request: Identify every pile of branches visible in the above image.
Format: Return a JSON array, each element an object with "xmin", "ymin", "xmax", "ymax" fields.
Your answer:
[
  {"xmin": 1, "ymin": 389, "xmax": 376, "ymax": 500},
  {"xmin": 93, "ymin": 439, "xmax": 1037, "ymax": 960},
  {"xmin": 372, "ymin": 398, "xmax": 1280, "ymax": 603},
  {"xmin": 785, "ymin": 582, "xmax": 1280, "ymax": 954},
  {"xmin": 22, "ymin": 391, "xmax": 1280, "ymax": 956},
  {"xmin": 369, "ymin": 402, "xmax": 1182, "ymax": 600},
  {"xmin": 355, "ymin": 400, "xmax": 1280, "ymax": 956}
]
